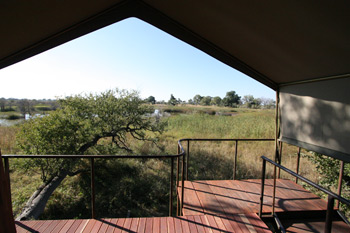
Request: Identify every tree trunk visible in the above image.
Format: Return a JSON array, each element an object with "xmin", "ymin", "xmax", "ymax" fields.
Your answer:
[{"xmin": 16, "ymin": 170, "xmax": 69, "ymax": 220}]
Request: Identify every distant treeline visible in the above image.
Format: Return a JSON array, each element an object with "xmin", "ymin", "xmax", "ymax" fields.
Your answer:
[
  {"xmin": 0, "ymin": 98, "xmax": 59, "ymax": 116},
  {"xmin": 146, "ymin": 91, "xmax": 276, "ymax": 109}
]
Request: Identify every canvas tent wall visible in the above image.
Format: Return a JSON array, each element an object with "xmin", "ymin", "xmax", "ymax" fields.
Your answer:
[{"xmin": 1, "ymin": 0, "xmax": 350, "ymax": 161}]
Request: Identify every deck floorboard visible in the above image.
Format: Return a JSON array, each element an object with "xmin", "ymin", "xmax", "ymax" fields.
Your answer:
[
  {"xmin": 179, "ymin": 179, "xmax": 328, "ymax": 216},
  {"xmin": 17, "ymin": 214, "xmax": 270, "ymax": 232}
]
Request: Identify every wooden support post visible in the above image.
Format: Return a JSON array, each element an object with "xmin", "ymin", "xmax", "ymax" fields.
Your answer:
[{"xmin": 0, "ymin": 150, "xmax": 16, "ymax": 233}]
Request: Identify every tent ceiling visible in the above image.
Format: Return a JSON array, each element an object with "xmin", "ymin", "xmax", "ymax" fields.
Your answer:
[{"xmin": 1, "ymin": 0, "xmax": 350, "ymax": 90}]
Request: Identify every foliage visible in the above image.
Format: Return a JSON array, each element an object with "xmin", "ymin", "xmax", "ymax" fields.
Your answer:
[
  {"xmin": 222, "ymin": 91, "xmax": 241, "ymax": 107},
  {"xmin": 200, "ymin": 96, "xmax": 212, "ymax": 106},
  {"xmin": 168, "ymin": 94, "xmax": 178, "ymax": 106},
  {"xmin": 307, "ymin": 152, "xmax": 350, "ymax": 215},
  {"xmin": 145, "ymin": 96, "xmax": 156, "ymax": 105},
  {"xmin": 211, "ymin": 96, "xmax": 222, "ymax": 106},
  {"xmin": 193, "ymin": 94, "xmax": 203, "ymax": 105},
  {"xmin": 15, "ymin": 89, "xmax": 165, "ymax": 183}
]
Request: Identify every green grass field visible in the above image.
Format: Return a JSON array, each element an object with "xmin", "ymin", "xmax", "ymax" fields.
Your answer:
[{"xmin": 1, "ymin": 105, "xmax": 320, "ymax": 219}]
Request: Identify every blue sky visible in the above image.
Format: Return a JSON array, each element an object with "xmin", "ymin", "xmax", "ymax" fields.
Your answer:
[{"xmin": 1, "ymin": 18, "xmax": 275, "ymax": 101}]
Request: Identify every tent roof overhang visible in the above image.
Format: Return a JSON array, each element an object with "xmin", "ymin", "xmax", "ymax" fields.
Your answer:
[{"xmin": 1, "ymin": 0, "xmax": 350, "ymax": 90}]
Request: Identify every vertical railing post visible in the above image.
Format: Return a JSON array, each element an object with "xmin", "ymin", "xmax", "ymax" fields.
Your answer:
[
  {"xmin": 176, "ymin": 145, "xmax": 180, "ymax": 216},
  {"xmin": 233, "ymin": 140, "xmax": 238, "ymax": 180},
  {"xmin": 176, "ymin": 145, "xmax": 180, "ymax": 187},
  {"xmin": 336, "ymin": 161, "xmax": 345, "ymax": 209},
  {"xmin": 169, "ymin": 157, "xmax": 174, "ymax": 216},
  {"xmin": 4, "ymin": 156, "xmax": 12, "ymax": 205},
  {"xmin": 272, "ymin": 160, "xmax": 277, "ymax": 215},
  {"xmin": 295, "ymin": 147, "xmax": 301, "ymax": 183},
  {"xmin": 325, "ymin": 195, "xmax": 335, "ymax": 233},
  {"xmin": 186, "ymin": 140, "xmax": 190, "ymax": 180},
  {"xmin": 259, "ymin": 158, "xmax": 266, "ymax": 217},
  {"xmin": 181, "ymin": 151, "xmax": 185, "ymax": 216},
  {"xmin": 90, "ymin": 158, "xmax": 96, "ymax": 219}
]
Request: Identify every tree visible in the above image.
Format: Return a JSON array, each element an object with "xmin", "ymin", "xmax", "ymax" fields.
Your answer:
[
  {"xmin": 15, "ymin": 89, "xmax": 165, "ymax": 220},
  {"xmin": 146, "ymin": 96, "xmax": 156, "ymax": 104},
  {"xmin": 211, "ymin": 96, "xmax": 222, "ymax": 106},
  {"xmin": 200, "ymin": 96, "xmax": 212, "ymax": 106},
  {"xmin": 17, "ymin": 99, "xmax": 35, "ymax": 116},
  {"xmin": 222, "ymin": 91, "xmax": 241, "ymax": 107},
  {"xmin": 193, "ymin": 95, "xmax": 203, "ymax": 105},
  {"xmin": 168, "ymin": 94, "xmax": 178, "ymax": 106}
]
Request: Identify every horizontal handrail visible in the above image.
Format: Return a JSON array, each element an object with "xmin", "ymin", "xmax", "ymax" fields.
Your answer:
[
  {"xmin": 179, "ymin": 138, "xmax": 274, "ymax": 142},
  {"xmin": 261, "ymin": 156, "xmax": 350, "ymax": 206}
]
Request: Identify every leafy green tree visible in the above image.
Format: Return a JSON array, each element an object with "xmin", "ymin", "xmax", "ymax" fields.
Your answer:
[
  {"xmin": 193, "ymin": 95, "xmax": 203, "ymax": 105},
  {"xmin": 200, "ymin": 96, "xmax": 212, "ymax": 106},
  {"xmin": 211, "ymin": 96, "xmax": 222, "ymax": 106},
  {"xmin": 222, "ymin": 91, "xmax": 241, "ymax": 107},
  {"xmin": 168, "ymin": 94, "xmax": 178, "ymax": 106},
  {"xmin": 146, "ymin": 96, "xmax": 156, "ymax": 104},
  {"xmin": 15, "ymin": 89, "xmax": 165, "ymax": 220}
]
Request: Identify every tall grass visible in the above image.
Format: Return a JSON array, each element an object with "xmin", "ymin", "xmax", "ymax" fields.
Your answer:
[{"xmin": 3, "ymin": 107, "xmax": 320, "ymax": 219}]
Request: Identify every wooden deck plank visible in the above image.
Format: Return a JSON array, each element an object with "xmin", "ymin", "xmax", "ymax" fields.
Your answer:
[
  {"xmin": 206, "ymin": 180, "xmax": 249, "ymax": 216},
  {"xmin": 191, "ymin": 181, "xmax": 224, "ymax": 216},
  {"xmin": 178, "ymin": 181, "xmax": 204, "ymax": 215},
  {"xmin": 130, "ymin": 218, "xmax": 140, "ymax": 232},
  {"xmin": 226, "ymin": 180, "xmax": 259, "ymax": 213},
  {"xmin": 244, "ymin": 213, "xmax": 270, "ymax": 233},
  {"xmin": 36, "ymin": 219, "xmax": 53, "ymax": 232},
  {"xmin": 199, "ymin": 215, "xmax": 213, "ymax": 233},
  {"xmin": 15, "ymin": 220, "xmax": 38, "ymax": 233},
  {"xmin": 178, "ymin": 216, "xmax": 191, "ymax": 233},
  {"xmin": 144, "ymin": 217, "xmax": 153, "ymax": 233},
  {"xmin": 167, "ymin": 216, "xmax": 175, "ymax": 233},
  {"xmin": 82, "ymin": 219, "xmax": 96, "ymax": 233},
  {"xmin": 202, "ymin": 215, "xmax": 220, "ymax": 233},
  {"xmin": 137, "ymin": 217, "xmax": 146, "ymax": 233},
  {"xmin": 114, "ymin": 218, "xmax": 126, "ymax": 233},
  {"xmin": 173, "ymin": 216, "xmax": 183, "ymax": 233},
  {"xmin": 43, "ymin": 220, "xmax": 61, "ymax": 233},
  {"xmin": 160, "ymin": 216, "xmax": 168, "ymax": 233},
  {"xmin": 91, "ymin": 220, "xmax": 103, "ymax": 233},
  {"xmin": 17, "ymin": 214, "xmax": 272, "ymax": 232},
  {"xmin": 186, "ymin": 216, "xmax": 199, "ymax": 233},
  {"xmin": 105, "ymin": 218, "xmax": 118, "ymax": 233},
  {"xmin": 122, "ymin": 218, "xmax": 132, "ymax": 233},
  {"xmin": 50, "ymin": 220, "xmax": 68, "ymax": 233},
  {"xmin": 152, "ymin": 217, "xmax": 160, "ymax": 233},
  {"xmin": 193, "ymin": 215, "xmax": 206, "ymax": 233},
  {"xmin": 181, "ymin": 179, "xmax": 327, "ymax": 216},
  {"xmin": 95, "ymin": 219, "xmax": 109, "ymax": 233}
]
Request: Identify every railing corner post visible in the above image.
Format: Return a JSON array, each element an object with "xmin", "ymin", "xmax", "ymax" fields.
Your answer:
[{"xmin": 325, "ymin": 195, "xmax": 335, "ymax": 233}]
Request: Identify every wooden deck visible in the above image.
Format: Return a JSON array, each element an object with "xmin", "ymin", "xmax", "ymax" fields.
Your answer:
[
  {"xmin": 178, "ymin": 179, "xmax": 328, "ymax": 216},
  {"xmin": 17, "ymin": 213, "xmax": 271, "ymax": 232}
]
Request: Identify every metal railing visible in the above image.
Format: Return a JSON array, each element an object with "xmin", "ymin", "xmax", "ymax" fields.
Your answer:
[
  {"xmin": 2, "ymin": 138, "xmax": 274, "ymax": 219},
  {"xmin": 176, "ymin": 138, "xmax": 274, "ymax": 215},
  {"xmin": 2, "ymin": 142, "xmax": 186, "ymax": 218},
  {"xmin": 259, "ymin": 156, "xmax": 350, "ymax": 233}
]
